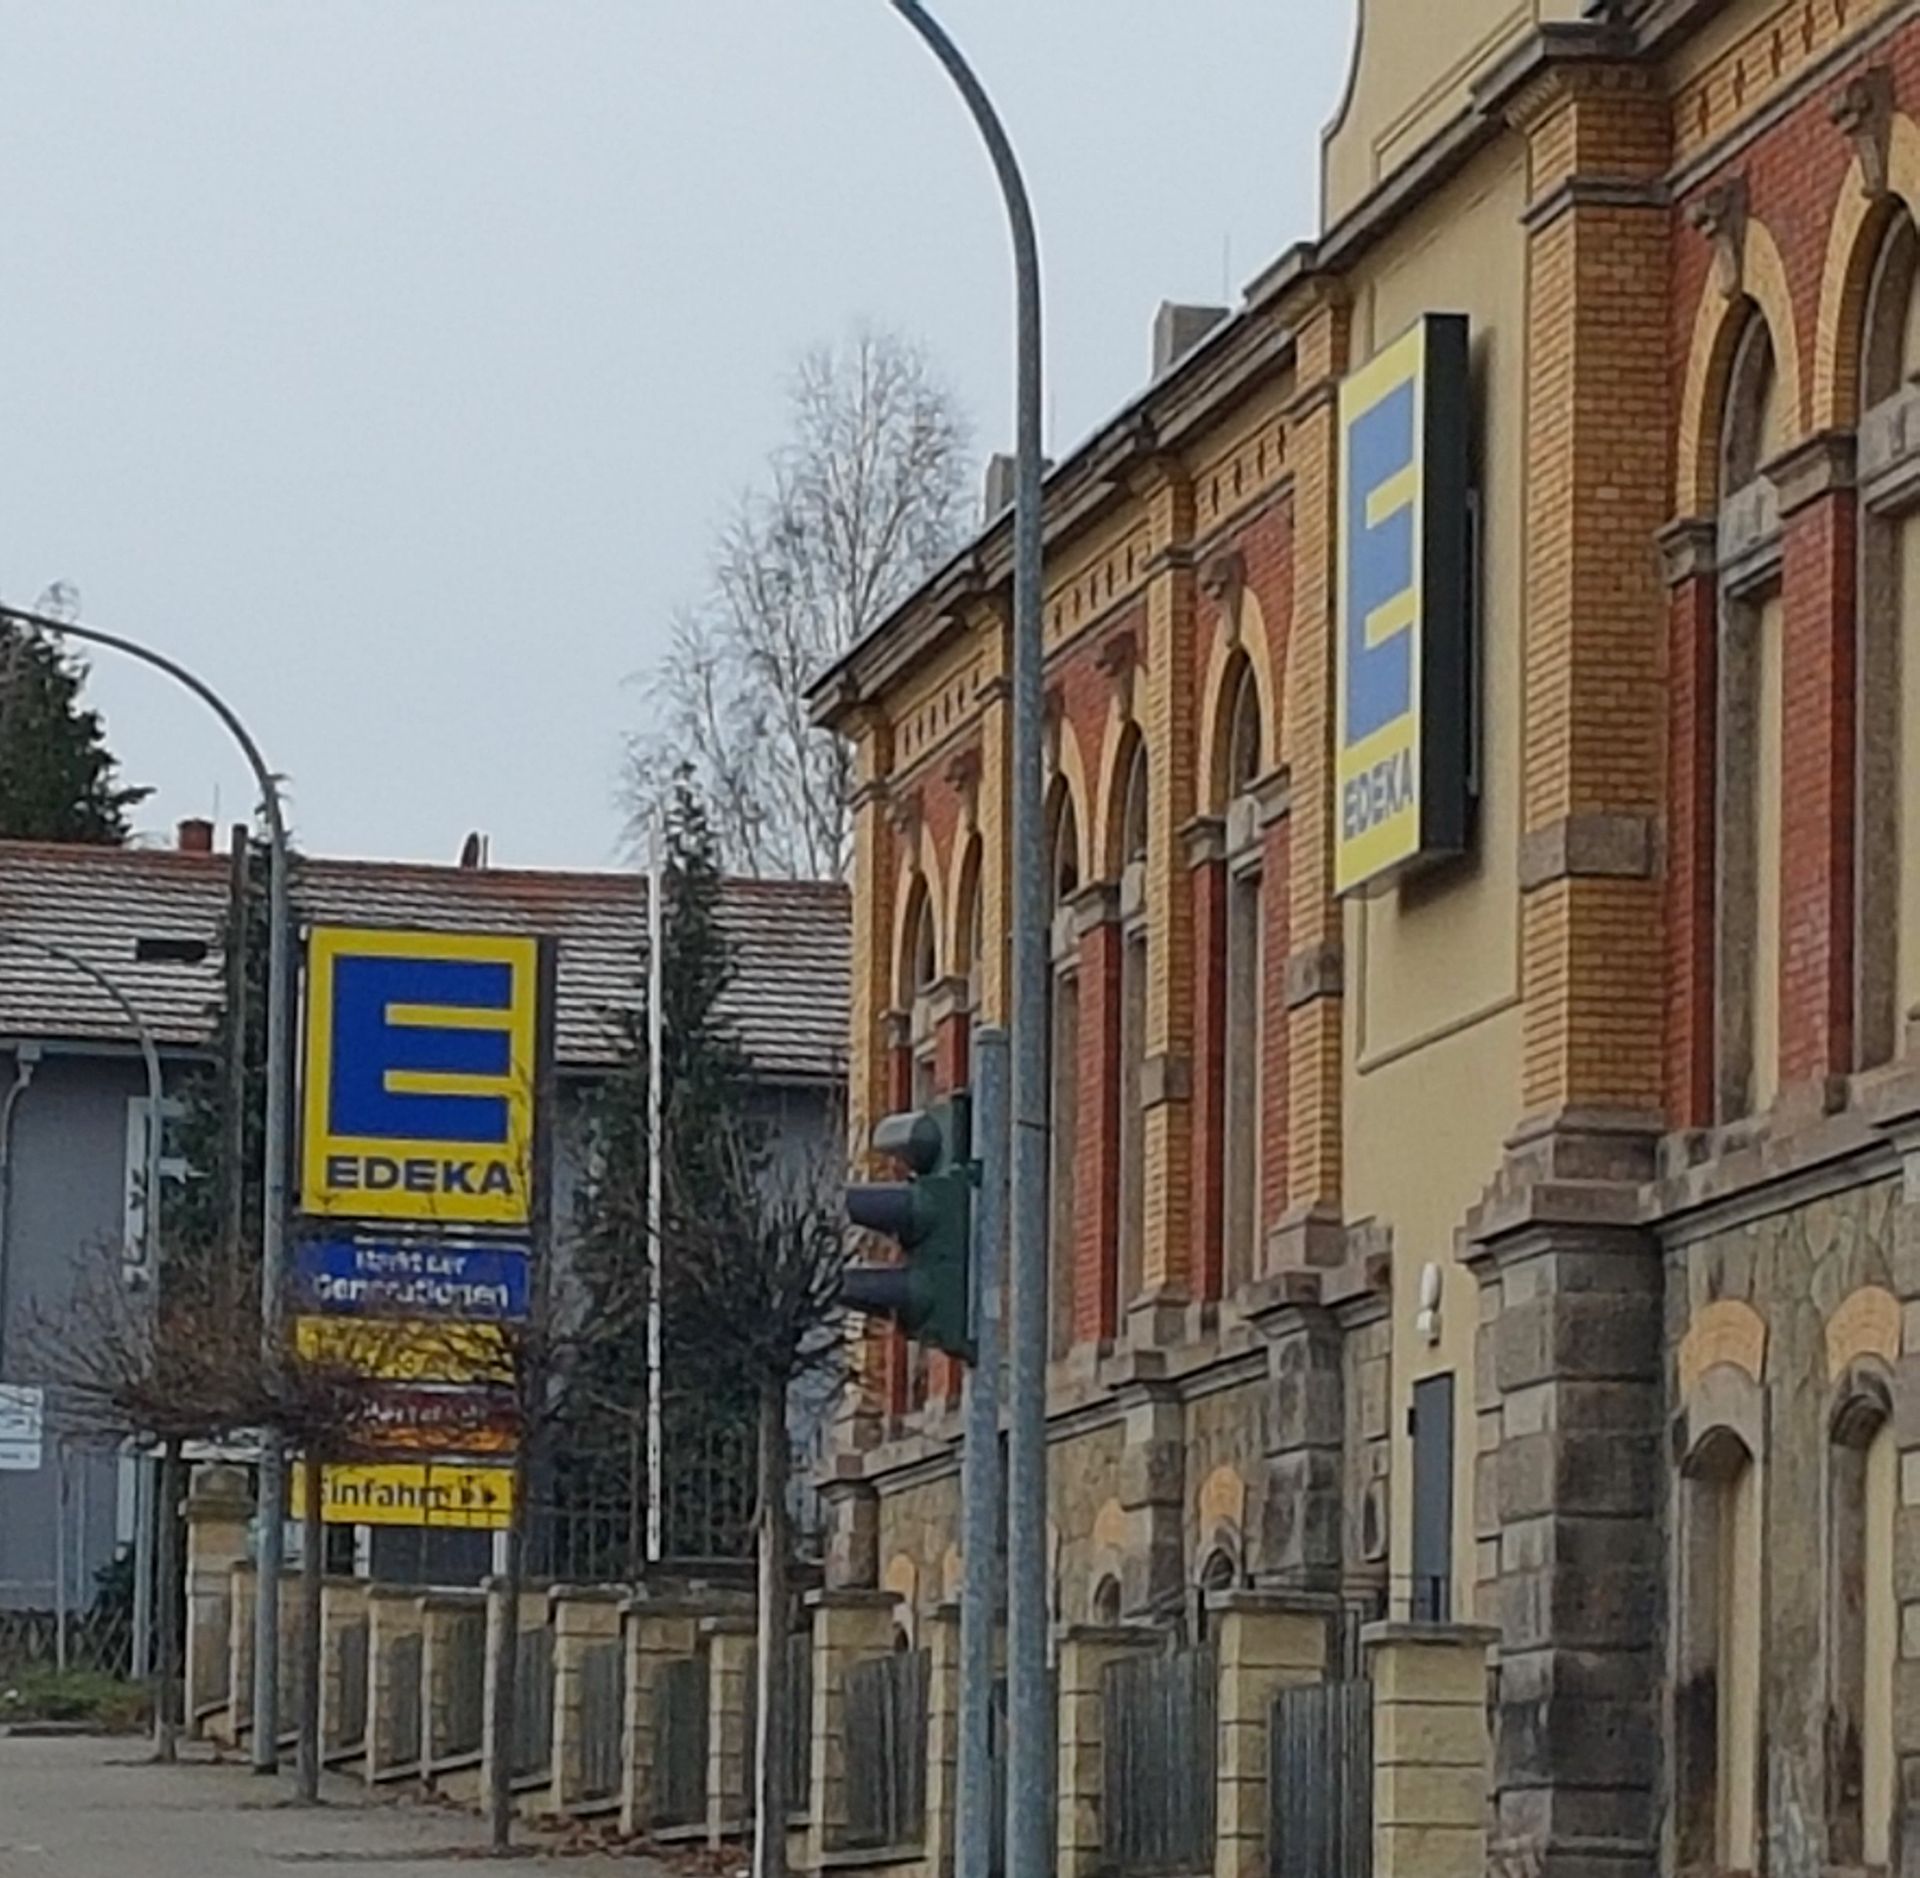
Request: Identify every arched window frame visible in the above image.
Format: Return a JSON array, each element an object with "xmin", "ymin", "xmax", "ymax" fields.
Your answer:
[
  {"xmin": 1046, "ymin": 785, "xmax": 1082, "ymax": 1361},
  {"xmin": 1713, "ymin": 303, "xmax": 1788, "ymax": 1124},
  {"xmin": 1218, "ymin": 654, "xmax": 1265, "ymax": 1294},
  {"xmin": 1116, "ymin": 735, "xmax": 1151, "ymax": 1317}
]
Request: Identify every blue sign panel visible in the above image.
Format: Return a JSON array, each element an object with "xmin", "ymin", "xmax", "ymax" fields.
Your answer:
[{"xmin": 293, "ymin": 1237, "xmax": 531, "ymax": 1322}]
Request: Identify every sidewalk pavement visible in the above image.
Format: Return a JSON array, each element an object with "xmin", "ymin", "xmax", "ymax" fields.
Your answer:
[{"xmin": 0, "ymin": 1734, "xmax": 656, "ymax": 1875}]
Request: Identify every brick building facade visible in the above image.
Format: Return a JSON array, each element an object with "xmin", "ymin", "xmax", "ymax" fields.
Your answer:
[{"xmin": 812, "ymin": 2, "xmax": 1920, "ymax": 1873}]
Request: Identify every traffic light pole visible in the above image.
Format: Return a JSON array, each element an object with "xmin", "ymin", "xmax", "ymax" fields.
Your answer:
[
  {"xmin": 884, "ymin": 13, "xmax": 1048, "ymax": 1878},
  {"xmin": 955, "ymin": 1027, "xmax": 1007, "ymax": 1878}
]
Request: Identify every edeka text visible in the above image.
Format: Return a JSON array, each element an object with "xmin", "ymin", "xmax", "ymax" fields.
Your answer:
[
  {"xmin": 1342, "ymin": 747, "xmax": 1415, "ymax": 843},
  {"xmin": 322, "ymin": 1152, "xmax": 515, "ymax": 1199}
]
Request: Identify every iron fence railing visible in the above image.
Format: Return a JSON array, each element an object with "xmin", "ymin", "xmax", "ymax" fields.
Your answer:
[
  {"xmin": 578, "ymin": 1639, "xmax": 625, "ymax": 1804},
  {"xmin": 1102, "ymin": 1647, "xmax": 1217, "ymax": 1875},
  {"xmin": 651, "ymin": 1654, "xmax": 710, "ymax": 1829},
  {"xmin": 1269, "ymin": 1678, "xmax": 1372, "ymax": 1878},
  {"xmin": 742, "ymin": 1628, "xmax": 815, "ymax": 1819},
  {"xmin": 844, "ymin": 1649, "xmax": 930, "ymax": 1851},
  {"xmin": 511, "ymin": 1627, "xmax": 554, "ymax": 1783},
  {"xmin": 443, "ymin": 1610, "xmax": 487, "ymax": 1759},
  {"xmin": 0, "ymin": 1603, "xmax": 135, "ymax": 1680}
]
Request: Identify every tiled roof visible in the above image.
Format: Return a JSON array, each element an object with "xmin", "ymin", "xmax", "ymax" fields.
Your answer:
[{"xmin": 0, "ymin": 840, "xmax": 849, "ymax": 1083}]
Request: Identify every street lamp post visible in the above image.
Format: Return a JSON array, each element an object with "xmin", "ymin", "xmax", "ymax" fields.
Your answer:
[
  {"xmin": 879, "ymin": 15, "xmax": 1049, "ymax": 1878},
  {"xmin": 0, "ymin": 602, "xmax": 295, "ymax": 1772}
]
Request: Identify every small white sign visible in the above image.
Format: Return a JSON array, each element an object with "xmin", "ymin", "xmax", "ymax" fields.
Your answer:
[{"xmin": 0, "ymin": 1384, "xmax": 45, "ymax": 1472}]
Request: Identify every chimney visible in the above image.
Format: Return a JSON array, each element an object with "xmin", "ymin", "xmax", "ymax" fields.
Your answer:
[
  {"xmin": 177, "ymin": 818, "xmax": 214, "ymax": 855},
  {"xmin": 982, "ymin": 452, "xmax": 1017, "ymax": 522},
  {"xmin": 1152, "ymin": 302, "xmax": 1229, "ymax": 379},
  {"xmin": 458, "ymin": 831, "xmax": 490, "ymax": 870}
]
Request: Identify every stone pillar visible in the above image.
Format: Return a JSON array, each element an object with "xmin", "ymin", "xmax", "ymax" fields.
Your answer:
[
  {"xmin": 364, "ymin": 1585, "xmax": 426, "ymax": 1784},
  {"xmin": 805, "ymin": 1588, "xmax": 899, "ymax": 1866},
  {"xmin": 1255, "ymin": 1305, "xmax": 1344, "ymax": 1591},
  {"xmin": 182, "ymin": 1465, "xmax": 253, "ymax": 1740},
  {"xmin": 1114, "ymin": 1378, "xmax": 1185, "ymax": 1614},
  {"xmin": 1212, "ymin": 1593, "xmax": 1332, "ymax": 1878},
  {"xmin": 319, "ymin": 1577, "xmax": 370, "ymax": 1757},
  {"xmin": 1056, "ymin": 1624, "xmax": 1160, "ymax": 1878},
  {"xmin": 1467, "ymin": 1119, "xmax": 1663, "ymax": 1878},
  {"xmin": 420, "ymin": 1588, "xmax": 487, "ymax": 1784},
  {"xmin": 1366, "ymin": 1623, "xmax": 1495, "ymax": 1878},
  {"xmin": 823, "ymin": 1472, "xmax": 881, "ymax": 1592},
  {"xmin": 549, "ymin": 1587, "xmax": 624, "ymax": 1814},
  {"xmin": 225, "ymin": 1561, "xmax": 256, "ymax": 1750},
  {"xmin": 620, "ymin": 1596, "xmax": 703, "ymax": 1839},
  {"xmin": 922, "ymin": 1603, "xmax": 962, "ymax": 1878},
  {"xmin": 479, "ymin": 1583, "xmax": 550, "ymax": 1812},
  {"xmin": 702, "ymin": 1614, "xmax": 755, "ymax": 1844}
]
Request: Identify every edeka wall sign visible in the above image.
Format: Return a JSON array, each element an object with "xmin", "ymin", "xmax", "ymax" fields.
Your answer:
[
  {"xmin": 301, "ymin": 927, "xmax": 539, "ymax": 1225},
  {"xmin": 1335, "ymin": 313, "xmax": 1473, "ymax": 896}
]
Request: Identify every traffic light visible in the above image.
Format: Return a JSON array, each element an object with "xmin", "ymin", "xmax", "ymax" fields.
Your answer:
[{"xmin": 841, "ymin": 1093, "xmax": 974, "ymax": 1361}]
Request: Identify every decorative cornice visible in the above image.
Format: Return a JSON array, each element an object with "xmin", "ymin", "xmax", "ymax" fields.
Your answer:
[
  {"xmin": 1767, "ymin": 429, "xmax": 1857, "ymax": 519},
  {"xmin": 1199, "ymin": 548, "xmax": 1247, "ymax": 615},
  {"xmin": 1522, "ymin": 173, "xmax": 1668, "ymax": 233},
  {"xmin": 1284, "ymin": 941, "xmax": 1344, "ymax": 1011},
  {"xmin": 1657, "ymin": 516, "xmax": 1717, "ymax": 589},
  {"xmin": 1183, "ymin": 815, "xmax": 1227, "ymax": 870},
  {"xmin": 1685, "ymin": 175, "xmax": 1749, "ymax": 301},
  {"xmin": 1095, "ymin": 625, "xmax": 1141, "ymax": 720}
]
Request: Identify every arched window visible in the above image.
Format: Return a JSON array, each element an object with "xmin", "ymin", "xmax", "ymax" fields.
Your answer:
[
  {"xmin": 1091, "ymin": 1575, "xmax": 1123, "ymax": 1627},
  {"xmin": 1857, "ymin": 212, "xmax": 1920, "ymax": 1070},
  {"xmin": 1677, "ymin": 1425, "xmax": 1762, "ymax": 1873},
  {"xmin": 1714, "ymin": 305, "xmax": 1788, "ymax": 1122},
  {"xmin": 958, "ymin": 843, "xmax": 985, "ymax": 1015},
  {"xmin": 1117, "ymin": 738, "xmax": 1150, "ymax": 1314},
  {"xmin": 905, "ymin": 882, "xmax": 938, "ymax": 1107},
  {"xmin": 1047, "ymin": 788, "xmax": 1082, "ymax": 1360},
  {"xmin": 1828, "ymin": 1370, "xmax": 1897, "ymax": 1870},
  {"xmin": 1221, "ymin": 657, "xmax": 1264, "ymax": 1290}
]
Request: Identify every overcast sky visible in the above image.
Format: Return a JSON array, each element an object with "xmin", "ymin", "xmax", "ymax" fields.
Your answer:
[{"xmin": 2, "ymin": 2, "xmax": 1356, "ymax": 869}]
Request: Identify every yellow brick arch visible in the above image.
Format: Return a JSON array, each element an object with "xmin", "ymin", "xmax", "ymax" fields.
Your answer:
[
  {"xmin": 1677, "ymin": 1298, "xmax": 1768, "ymax": 1399},
  {"xmin": 1676, "ymin": 214, "xmax": 1804, "ymax": 515},
  {"xmin": 889, "ymin": 817, "xmax": 943, "ymax": 1005},
  {"xmin": 1826, "ymin": 1284, "xmax": 1901, "ymax": 1385},
  {"xmin": 1813, "ymin": 120, "xmax": 1920, "ymax": 429},
  {"xmin": 1197, "ymin": 587, "xmax": 1281, "ymax": 813},
  {"xmin": 1091, "ymin": 703, "xmax": 1144, "ymax": 884},
  {"xmin": 942, "ymin": 822, "xmax": 983, "ymax": 984},
  {"xmin": 1047, "ymin": 714, "xmax": 1093, "ymax": 890}
]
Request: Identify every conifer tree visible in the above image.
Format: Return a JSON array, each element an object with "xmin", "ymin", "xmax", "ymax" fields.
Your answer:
[{"xmin": 0, "ymin": 620, "xmax": 149, "ymax": 842}]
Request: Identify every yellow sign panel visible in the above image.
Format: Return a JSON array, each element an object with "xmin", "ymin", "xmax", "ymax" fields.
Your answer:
[
  {"xmin": 293, "ymin": 1314, "xmax": 511, "ymax": 1386},
  {"xmin": 301, "ymin": 926, "xmax": 540, "ymax": 1226},
  {"xmin": 292, "ymin": 1460, "xmax": 515, "ymax": 1530}
]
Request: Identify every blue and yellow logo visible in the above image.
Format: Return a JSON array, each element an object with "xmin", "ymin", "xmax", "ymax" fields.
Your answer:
[
  {"xmin": 301, "ymin": 927, "xmax": 539, "ymax": 1226},
  {"xmin": 1337, "ymin": 323, "xmax": 1429, "ymax": 893}
]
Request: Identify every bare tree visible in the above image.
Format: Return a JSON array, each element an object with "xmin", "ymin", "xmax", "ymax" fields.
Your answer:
[
  {"xmin": 627, "ymin": 329, "xmax": 972, "ymax": 878},
  {"xmin": 670, "ymin": 1140, "xmax": 849, "ymax": 1878}
]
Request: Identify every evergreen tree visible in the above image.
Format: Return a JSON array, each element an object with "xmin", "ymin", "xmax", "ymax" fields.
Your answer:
[
  {"xmin": 561, "ymin": 770, "xmax": 765, "ymax": 1568},
  {"xmin": 0, "ymin": 620, "xmax": 149, "ymax": 842}
]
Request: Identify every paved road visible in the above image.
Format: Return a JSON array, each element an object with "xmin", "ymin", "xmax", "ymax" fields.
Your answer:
[{"xmin": 0, "ymin": 1735, "xmax": 648, "ymax": 1875}]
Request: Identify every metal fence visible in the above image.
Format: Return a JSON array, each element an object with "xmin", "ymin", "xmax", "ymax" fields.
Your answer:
[
  {"xmin": 578, "ymin": 1639, "xmax": 625, "ymax": 1805},
  {"xmin": 1102, "ymin": 1647, "xmax": 1218, "ymax": 1875},
  {"xmin": 336, "ymin": 1620, "xmax": 370, "ymax": 1754},
  {"xmin": 650, "ymin": 1654, "xmax": 710, "ymax": 1829},
  {"xmin": 1269, "ymin": 1679, "xmax": 1371, "ymax": 1878},
  {"xmin": 443, "ymin": 1610, "xmax": 487, "ymax": 1759},
  {"xmin": 844, "ymin": 1649, "xmax": 930, "ymax": 1851},
  {"xmin": 383, "ymin": 1632, "xmax": 423, "ymax": 1771},
  {"xmin": 511, "ymin": 1627, "xmax": 555, "ymax": 1782},
  {"xmin": 0, "ymin": 1603, "xmax": 135, "ymax": 1680}
]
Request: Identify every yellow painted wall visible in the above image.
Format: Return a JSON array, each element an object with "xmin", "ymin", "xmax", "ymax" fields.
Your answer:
[
  {"xmin": 1340, "ymin": 142, "xmax": 1526, "ymax": 1614},
  {"xmin": 1321, "ymin": 0, "xmax": 1585, "ymax": 230}
]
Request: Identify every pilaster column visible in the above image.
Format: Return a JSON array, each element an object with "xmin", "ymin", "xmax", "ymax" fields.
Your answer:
[
  {"xmin": 182, "ymin": 1464, "xmax": 252, "ymax": 1740},
  {"xmin": 1659, "ymin": 519, "xmax": 1719, "ymax": 1127},
  {"xmin": 1771, "ymin": 429, "xmax": 1859, "ymax": 1100},
  {"xmin": 1366, "ymin": 1622, "xmax": 1497, "ymax": 1878},
  {"xmin": 804, "ymin": 1587, "xmax": 899, "ymax": 1865},
  {"xmin": 619, "ymin": 1594, "xmax": 706, "ymax": 1839},
  {"xmin": 549, "ymin": 1587, "xmax": 624, "ymax": 1815},
  {"xmin": 364, "ymin": 1585, "xmax": 425, "ymax": 1784},
  {"xmin": 922, "ymin": 1603, "xmax": 963, "ymax": 1878},
  {"xmin": 1138, "ymin": 459, "xmax": 1200, "ymax": 1303},
  {"xmin": 1073, "ymin": 881, "xmax": 1123, "ymax": 1345},
  {"xmin": 1506, "ymin": 60, "xmax": 1671, "ymax": 1124},
  {"xmin": 319, "ymin": 1577, "xmax": 369, "ymax": 1758},
  {"xmin": 1055, "ymin": 1623, "xmax": 1161, "ymax": 1878},
  {"xmin": 1279, "ymin": 287, "xmax": 1351, "ymax": 1252},
  {"xmin": 702, "ymin": 1614, "xmax": 755, "ymax": 1843},
  {"xmin": 1186, "ymin": 817, "xmax": 1229, "ymax": 1303},
  {"xmin": 1212, "ymin": 1592, "xmax": 1332, "ymax": 1878},
  {"xmin": 420, "ymin": 1589, "xmax": 486, "ymax": 1780},
  {"xmin": 1114, "ymin": 1377, "xmax": 1186, "ymax": 1614},
  {"xmin": 1253, "ymin": 1305, "xmax": 1344, "ymax": 1591},
  {"xmin": 227, "ymin": 1562, "xmax": 256, "ymax": 1747}
]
